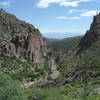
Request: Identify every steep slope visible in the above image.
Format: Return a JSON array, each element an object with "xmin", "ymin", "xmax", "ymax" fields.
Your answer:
[
  {"xmin": 53, "ymin": 13, "xmax": 100, "ymax": 86},
  {"xmin": 78, "ymin": 13, "xmax": 100, "ymax": 52},
  {"xmin": 0, "ymin": 9, "xmax": 60, "ymax": 84},
  {"xmin": 0, "ymin": 9, "xmax": 52, "ymax": 83},
  {"xmin": 0, "ymin": 9, "xmax": 46, "ymax": 63}
]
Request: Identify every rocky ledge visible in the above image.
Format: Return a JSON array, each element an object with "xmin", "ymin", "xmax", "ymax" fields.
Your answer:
[{"xmin": 0, "ymin": 9, "xmax": 47, "ymax": 63}]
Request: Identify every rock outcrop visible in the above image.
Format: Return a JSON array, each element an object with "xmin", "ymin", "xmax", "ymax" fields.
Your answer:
[
  {"xmin": 50, "ymin": 59, "xmax": 59, "ymax": 79},
  {"xmin": 78, "ymin": 13, "xmax": 100, "ymax": 52},
  {"xmin": 0, "ymin": 9, "xmax": 47, "ymax": 63}
]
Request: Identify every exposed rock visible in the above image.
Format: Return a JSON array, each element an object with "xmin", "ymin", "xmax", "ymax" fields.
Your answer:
[
  {"xmin": 50, "ymin": 59, "xmax": 59, "ymax": 79},
  {"xmin": 0, "ymin": 9, "xmax": 47, "ymax": 63},
  {"xmin": 78, "ymin": 13, "xmax": 100, "ymax": 52},
  {"xmin": 93, "ymin": 88, "xmax": 100, "ymax": 94},
  {"xmin": 20, "ymin": 77, "xmax": 49, "ymax": 89}
]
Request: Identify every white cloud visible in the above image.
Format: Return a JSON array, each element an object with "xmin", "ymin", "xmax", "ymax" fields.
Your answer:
[
  {"xmin": 36, "ymin": 0, "xmax": 66, "ymax": 8},
  {"xmin": 36, "ymin": 0, "xmax": 94, "ymax": 8},
  {"xmin": 81, "ymin": 10, "xmax": 97, "ymax": 17},
  {"xmin": 56, "ymin": 16, "xmax": 67, "ymax": 19},
  {"xmin": 56, "ymin": 10, "xmax": 98, "ymax": 20},
  {"xmin": 60, "ymin": 1, "xmax": 78, "ymax": 7},
  {"xmin": 79, "ymin": 0, "xmax": 94, "ymax": 2},
  {"xmin": 69, "ymin": 17, "xmax": 80, "ymax": 20},
  {"xmin": 0, "ymin": 0, "xmax": 14, "ymax": 7},
  {"xmin": 56, "ymin": 16, "xmax": 80, "ymax": 20},
  {"xmin": 68, "ymin": 9, "xmax": 87, "ymax": 13},
  {"xmin": 60, "ymin": 0, "xmax": 94, "ymax": 7},
  {"xmin": 0, "ymin": 1, "xmax": 10, "ymax": 6}
]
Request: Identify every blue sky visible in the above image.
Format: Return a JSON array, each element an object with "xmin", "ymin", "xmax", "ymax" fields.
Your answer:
[{"xmin": 0, "ymin": 0, "xmax": 100, "ymax": 38}]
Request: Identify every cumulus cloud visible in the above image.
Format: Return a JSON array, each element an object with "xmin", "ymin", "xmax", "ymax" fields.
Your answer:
[
  {"xmin": 56, "ymin": 16, "xmax": 80, "ymax": 20},
  {"xmin": 68, "ymin": 9, "xmax": 87, "ymax": 13},
  {"xmin": 36, "ymin": 0, "xmax": 66, "ymax": 8},
  {"xmin": 36, "ymin": 0, "xmax": 94, "ymax": 8},
  {"xmin": 0, "ymin": 0, "xmax": 14, "ymax": 7},
  {"xmin": 56, "ymin": 10, "xmax": 98, "ymax": 21},
  {"xmin": 60, "ymin": 0, "xmax": 94, "ymax": 7},
  {"xmin": 60, "ymin": 1, "xmax": 78, "ymax": 7},
  {"xmin": 56, "ymin": 16, "xmax": 67, "ymax": 19},
  {"xmin": 0, "ymin": 1, "xmax": 10, "ymax": 6},
  {"xmin": 81, "ymin": 10, "xmax": 97, "ymax": 17}
]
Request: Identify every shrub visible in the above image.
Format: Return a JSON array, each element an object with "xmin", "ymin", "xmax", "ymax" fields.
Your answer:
[{"xmin": 0, "ymin": 72, "xmax": 27, "ymax": 100}]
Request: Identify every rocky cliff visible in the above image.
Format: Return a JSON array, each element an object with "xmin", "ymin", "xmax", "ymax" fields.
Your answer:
[
  {"xmin": 50, "ymin": 13, "xmax": 100, "ymax": 86},
  {"xmin": 66, "ymin": 13, "xmax": 100, "ymax": 84},
  {"xmin": 0, "ymin": 9, "xmax": 47, "ymax": 63},
  {"xmin": 78, "ymin": 13, "xmax": 100, "ymax": 52}
]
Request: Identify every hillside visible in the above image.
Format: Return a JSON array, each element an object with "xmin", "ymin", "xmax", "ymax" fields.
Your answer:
[
  {"xmin": 0, "ymin": 9, "xmax": 54, "ymax": 84},
  {"xmin": 47, "ymin": 36, "xmax": 81, "ymax": 51},
  {"xmin": 54, "ymin": 13, "xmax": 100, "ymax": 86},
  {"xmin": 46, "ymin": 36, "xmax": 82, "ymax": 67},
  {"xmin": 0, "ymin": 9, "xmax": 100, "ymax": 100},
  {"xmin": 0, "ymin": 9, "xmax": 47, "ymax": 63}
]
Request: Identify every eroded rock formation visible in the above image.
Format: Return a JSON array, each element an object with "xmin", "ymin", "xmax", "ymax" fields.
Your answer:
[
  {"xmin": 78, "ymin": 13, "xmax": 100, "ymax": 52},
  {"xmin": 0, "ymin": 9, "xmax": 47, "ymax": 63}
]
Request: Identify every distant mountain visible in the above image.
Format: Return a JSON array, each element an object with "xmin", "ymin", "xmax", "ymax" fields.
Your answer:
[
  {"xmin": 43, "ymin": 32, "xmax": 83, "ymax": 39},
  {"xmin": 47, "ymin": 36, "xmax": 82, "ymax": 51}
]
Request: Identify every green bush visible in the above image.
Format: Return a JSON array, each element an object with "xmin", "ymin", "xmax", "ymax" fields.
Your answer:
[
  {"xmin": 0, "ymin": 72, "xmax": 27, "ymax": 100},
  {"xmin": 28, "ymin": 87, "xmax": 45, "ymax": 100}
]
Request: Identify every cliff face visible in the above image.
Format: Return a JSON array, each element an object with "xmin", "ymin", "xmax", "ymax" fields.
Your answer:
[
  {"xmin": 0, "ymin": 9, "xmax": 47, "ymax": 63},
  {"xmin": 78, "ymin": 13, "xmax": 100, "ymax": 52},
  {"xmin": 67, "ymin": 14, "xmax": 100, "ymax": 83},
  {"xmin": 52, "ymin": 14, "xmax": 100, "ymax": 86}
]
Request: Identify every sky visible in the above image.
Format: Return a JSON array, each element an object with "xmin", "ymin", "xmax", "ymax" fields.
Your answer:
[{"xmin": 0, "ymin": 0, "xmax": 100, "ymax": 38}]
